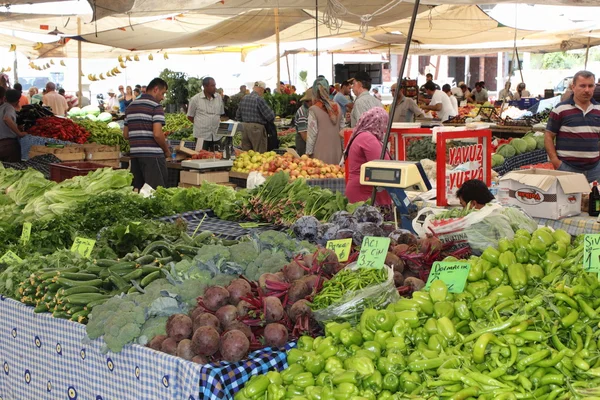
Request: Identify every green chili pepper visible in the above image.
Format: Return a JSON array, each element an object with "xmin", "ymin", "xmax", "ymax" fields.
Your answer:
[
  {"xmin": 576, "ymin": 296, "xmax": 598, "ymax": 319},
  {"xmin": 303, "ymin": 352, "xmax": 325, "ymax": 375},
  {"xmin": 340, "ymin": 328, "xmax": 363, "ymax": 347},
  {"xmin": 374, "ymin": 310, "xmax": 397, "ymax": 332},
  {"xmin": 507, "ymin": 263, "xmax": 527, "ymax": 290},
  {"xmin": 389, "ymin": 299, "xmax": 420, "ymax": 312},
  {"xmin": 408, "ymin": 357, "xmax": 448, "ymax": 371},
  {"xmin": 485, "ymin": 267, "xmax": 505, "ymax": 287},
  {"xmin": 516, "ymin": 349, "xmax": 551, "ymax": 371},
  {"xmin": 482, "ymin": 247, "xmax": 500, "ymax": 265},
  {"xmin": 429, "ymin": 279, "xmax": 448, "ymax": 303},
  {"xmin": 561, "ymin": 309, "xmax": 579, "ymax": 328}
]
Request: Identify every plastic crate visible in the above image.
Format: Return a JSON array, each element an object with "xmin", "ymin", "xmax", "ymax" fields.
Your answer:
[{"xmin": 49, "ymin": 161, "xmax": 108, "ymax": 183}]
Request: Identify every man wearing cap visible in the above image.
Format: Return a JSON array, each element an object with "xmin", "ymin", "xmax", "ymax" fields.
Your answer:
[
  {"xmin": 235, "ymin": 81, "xmax": 275, "ymax": 153},
  {"xmin": 42, "ymin": 82, "xmax": 68, "ymax": 116},
  {"xmin": 0, "ymin": 89, "xmax": 27, "ymax": 161},
  {"xmin": 351, "ymin": 71, "xmax": 383, "ymax": 128},
  {"xmin": 390, "ymin": 83, "xmax": 424, "ymax": 123},
  {"xmin": 334, "ymin": 80, "xmax": 353, "ymax": 128},
  {"xmin": 106, "ymin": 89, "xmax": 119, "ymax": 112},
  {"xmin": 294, "ymin": 89, "xmax": 313, "ymax": 156}
]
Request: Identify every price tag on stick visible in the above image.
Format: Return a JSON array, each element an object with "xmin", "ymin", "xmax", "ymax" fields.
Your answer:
[
  {"xmin": 0, "ymin": 250, "xmax": 22, "ymax": 264},
  {"xmin": 326, "ymin": 238, "xmax": 353, "ymax": 262},
  {"xmin": 584, "ymin": 234, "xmax": 600, "ymax": 273},
  {"xmin": 20, "ymin": 222, "xmax": 31, "ymax": 244},
  {"xmin": 357, "ymin": 236, "xmax": 390, "ymax": 269},
  {"xmin": 71, "ymin": 237, "xmax": 96, "ymax": 258},
  {"xmin": 425, "ymin": 262, "xmax": 471, "ymax": 293}
]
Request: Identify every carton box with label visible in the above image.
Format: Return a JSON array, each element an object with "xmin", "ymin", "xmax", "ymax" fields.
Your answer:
[{"xmin": 498, "ymin": 169, "xmax": 590, "ymax": 220}]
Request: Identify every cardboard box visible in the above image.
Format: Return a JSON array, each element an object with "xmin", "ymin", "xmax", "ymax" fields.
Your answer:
[
  {"xmin": 499, "ymin": 169, "xmax": 590, "ymax": 219},
  {"xmin": 180, "ymin": 170, "xmax": 230, "ymax": 185}
]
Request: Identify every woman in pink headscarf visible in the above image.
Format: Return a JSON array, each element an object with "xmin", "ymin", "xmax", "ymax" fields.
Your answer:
[{"xmin": 344, "ymin": 107, "xmax": 392, "ymax": 205}]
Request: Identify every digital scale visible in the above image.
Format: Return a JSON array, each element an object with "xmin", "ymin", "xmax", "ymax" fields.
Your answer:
[
  {"xmin": 181, "ymin": 121, "xmax": 239, "ymax": 170},
  {"xmin": 360, "ymin": 160, "xmax": 432, "ymax": 233}
]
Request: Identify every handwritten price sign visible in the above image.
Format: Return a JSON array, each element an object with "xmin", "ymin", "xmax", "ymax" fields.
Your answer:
[
  {"xmin": 357, "ymin": 237, "xmax": 390, "ymax": 269},
  {"xmin": 425, "ymin": 262, "xmax": 471, "ymax": 293},
  {"xmin": 20, "ymin": 222, "xmax": 32, "ymax": 244},
  {"xmin": 326, "ymin": 239, "xmax": 353, "ymax": 262},
  {"xmin": 0, "ymin": 250, "xmax": 22, "ymax": 264},
  {"xmin": 71, "ymin": 237, "xmax": 96, "ymax": 258},
  {"xmin": 584, "ymin": 234, "xmax": 600, "ymax": 273}
]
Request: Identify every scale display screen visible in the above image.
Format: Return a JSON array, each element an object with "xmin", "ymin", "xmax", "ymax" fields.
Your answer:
[
  {"xmin": 217, "ymin": 122, "xmax": 236, "ymax": 136},
  {"xmin": 364, "ymin": 167, "xmax": 401, "ymax": 184}
]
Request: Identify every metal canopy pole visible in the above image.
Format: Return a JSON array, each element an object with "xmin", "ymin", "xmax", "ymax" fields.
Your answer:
[
  {"xmin": 370, "ymin": 0, "xmax": 421, "ymax": 204},
  {"xmin": 315, "ymin": 0, "xmax": 319, "ymax": 77},
  {"xmin": 78, "ymin": 17, "xmax": 83, "ymax": 104},
  {"xmin": 275, "ymin": 8, "xmax": 281, "ymax": 89}
]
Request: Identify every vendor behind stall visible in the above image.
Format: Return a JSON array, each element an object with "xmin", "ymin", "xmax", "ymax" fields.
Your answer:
[
  {"xmin": 0, "ymin": 89, "xmax": 27, "ymax": 162},
  {"xmin": 344, "ymin": 107, "xmax": 392, "ymax": 205},
  {"xmin": 456, "ymin": 179, "xmax": 495, "ymax": 209}
]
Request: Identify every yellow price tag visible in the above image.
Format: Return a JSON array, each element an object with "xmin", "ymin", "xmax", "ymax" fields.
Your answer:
[
  {"xmin": 20, "ymin": 222, "xmax": 32, "ymax": 244},
  {"xmin": 71, "ymin": 237, "xmax": 96, "ymax": 258},
  {"xmin": 326, "ymin": 239, "xmax": 353, "ymax": 262},
  {"xmin": 0, "ymin": 250, "xmax": 23, "ymax": 264}
]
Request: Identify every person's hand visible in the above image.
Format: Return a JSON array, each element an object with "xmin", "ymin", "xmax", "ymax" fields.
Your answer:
[
  {"xmin": 165, "ymin": 150, "xmax": 172, "ymax": 159},
  {"xmin": 550, "ymin": 157, "xmax": 562, "ymax": 170}
]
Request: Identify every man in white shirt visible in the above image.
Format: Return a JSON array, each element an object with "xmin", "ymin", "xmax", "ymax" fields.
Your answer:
[
  {"xmin": 421, "ymin": 81, "xmax": 455, "ymax": 122},
  {"xmin": 442, "ymin": 84, "xmax": 458, "ymax": 118},
  {"xmin": 350, "ymin": 71, "xmax": 383, "ymax": 127},
  {"xmin": 42, "ymin": 82, "xmax": 68, "ymax": 116},
  {"xmin": 187, "ymin": 77, "xmax": 226, "ymax": 151},
  {"xmin": 106, "ymin": 89, "xmax": 119, "ymax": 112}
]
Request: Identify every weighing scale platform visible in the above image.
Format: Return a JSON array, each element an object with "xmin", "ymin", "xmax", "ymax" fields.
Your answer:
[{"xmin": 181, "ymin": 159, "xmax": 234, "ymax": 170}]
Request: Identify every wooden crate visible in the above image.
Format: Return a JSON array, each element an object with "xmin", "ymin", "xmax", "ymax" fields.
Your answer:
[
  {"xmin": 180, "ymin": 170, "xmax": 230, "ymax": 185},
  {"xmin": 84, "ymin": 145, "xmax": 120, "ymax": 161},
  {"xmin": 29, "ymin": 149, "xmax": 85, "ymax": 161},
  {"xmin": 93, "ymin": 160, "xmax": 121, "ymax": 168},
  {"xmin": 178, "ymin": 182, "xmax": 236, "ymax": 189}
]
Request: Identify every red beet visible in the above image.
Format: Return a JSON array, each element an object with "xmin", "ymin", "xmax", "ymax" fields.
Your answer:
[
  {"xmin": 288, "ymin": 299, "xmax": 312, "ymax": 321},
  {"xmin": 225, "ymin": 321, "xmax": 253, "ymax": 341},
  {"xmin": 288, "ymin": 280, "xmax": 311, "ymax": 304},
  {"xmin": 236, "ymin": 300, "xmax": 252, "ymax": 318},
  {"xmin": 176, "ymin": 339, "xmax": 195, "ymax": 361},
  {"xmin": 166, "ymin": 314, "xmax": 193, "ymax": 341},
  {"xmin": 283, "ymin": 260, "xmax": 306, "ymax": 282},
  {"xmin": 203, "ymin": 286, "xmax": 230, "ymax": 311},
  {"xmin": 263, "ymin": 323, "xmax": 289, "ymax": 348},
  {"xmin": 191, "ymin": 326, "xmax": 220, "ymax": 356},
  {"xmin": 386, "ymin": 252, "xmax": 404, "ymax": 273},
  {"xmin": 192, "ymin": 355, "xmax": 209, "ymax": 365},
  {"xmin": 259, "ymin": 273, "xmax": 283, "ymax": 290},
  {"xmin": 193, "ymin": 312, "xmax": 222, "ymax": 333},
  {"xmin": 227, "ymin": 279, "xmax": 252, "ymax": 305},
  {"xmin": 299, "ymin": 275, "xmax": 320, "ymax": 292},
  {"xmin": 419, "ymin": 235, "xmax": 443, "ymax": 254},
  {"xmin": 264, "ymin": 296, "xmax": 284, "ymax": 323},
  {"xmin": 314, "ymin": 248, "xmax": 339, "ymax": 275},
  {"xmin": 220, "ymin": 330, "xmax": 250, "ymax": 363},
  {"xmin": 147, "ymin": 334, "xmax": 167, "ymax": 351},
  {"xmin": 393, "ymin": 271, "xmax": 405, "ymax": 287},
  {"xmin": 392, "ymin": 244, "xmax": 410, "ymax": 257},
  {"xmin": 161, "ymin": 337, "xmax": 178, "ymax": 355},
  {"xmin": 215, "ymin": 305, "xmax": 238, "ymax": 329},
  {"xmin": 405, "ymin": 277, "xmax": 425, "ymax": 291},
  {"xmin": 189, "ymin": 307, "xmax": 204, "ymax": 321},
  {"xmin": 302, "ymin": 254, "xmax": 314, "ymax": 269}
]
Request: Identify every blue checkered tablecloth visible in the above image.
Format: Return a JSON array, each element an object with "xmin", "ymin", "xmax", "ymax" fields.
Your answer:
[
  {"xmin": 18, "ymin": 135, "xmax": 76, "ymax": 161},
  {"xmin": 306, "ymin": 178, "xmax": 346, "ymax": 195},
  {"xmin": 493, "ymin": 149, "xmax": 548, "ymax": 176},
  {"xmin": 0, "ymin": 296, "xmax": 291, "ymax": 400}
]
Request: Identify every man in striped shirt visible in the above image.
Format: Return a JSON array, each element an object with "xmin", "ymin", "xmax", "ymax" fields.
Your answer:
[
  {"xmin": 546, "ymin": 70, "xmax": 600, "ymax": 182},
  {"xmin": 124, "ymin": 78, "xmax": 170, "ymax": 189}
]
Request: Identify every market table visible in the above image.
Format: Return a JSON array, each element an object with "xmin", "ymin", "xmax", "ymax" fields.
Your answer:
[
  {"xmin": 442, "ymin": 123, "xmax": 544, "ymax": 139},
  {"xmin": 120, "ymin": 156, "xmax": 183, "ymax": 188},
  {"xmin": 0, "ymin": 296, "xmax": 291, "ymax": 400},
  {"xmin": 229, "ymin": 172, "xmax": 346, "ymax": 194}
]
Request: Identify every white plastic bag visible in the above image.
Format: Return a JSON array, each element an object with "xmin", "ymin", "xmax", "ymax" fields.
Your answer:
[
  {"xmin": 247, "ymin": 171, "xmax": 266, "ymax": 189},
  {"xmin": 421, "ymin": 203, "xmax": 515, "ymax": 255}
]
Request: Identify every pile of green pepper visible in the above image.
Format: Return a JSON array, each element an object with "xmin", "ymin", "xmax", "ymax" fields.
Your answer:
[{"xmin": 235, "ymin": 228, "xmax": 600, "ymax": 400}]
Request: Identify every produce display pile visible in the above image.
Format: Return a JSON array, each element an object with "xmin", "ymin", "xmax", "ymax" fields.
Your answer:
[
  {"xmin": 27, "ymin": 116, "xmax": 91, "ymax": 144},
  {"xmin": 235, "ymin": 229, "xmax": 600, "ymax": 400},
  {"xmin": 232, "ymin": 151, "xmax": 345, "ymax": 179},
  {"xmin": 163, "ymin": 112, "xmax": 193, "ymax": 134},
  {"xmin": 71, "ymin": 118, "xmax": 129, "ymax": 153},
  {"xmin": 492, "ymin": 132, "xmax": 545, "ymax": 168}
]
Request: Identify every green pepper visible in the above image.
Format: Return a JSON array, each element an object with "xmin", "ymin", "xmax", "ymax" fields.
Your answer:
[
  {"xmin": 303, "ymin": 352, "xmax": 325, "ymax": 375},
  {"xmin": 266, "ymin": 371, "xmax": 283, "ymax": 385},
  {"xmin": 374, "ymin": 310, "xmax": 397, "ymax": 332},
  {"xmin": 507, "ymin": 263, "xmax": 527, "ymax": 290},
  {"xmin": 549, "ymin": 242, "xmax": 567, "ymax": 257},
  {"xmin": 534, "ymin": 228, "xmax": 555, "ymax": 247},
  {"xmin": 525, "ymin": 264, "xmax": 544, "ymax": 282},
  {"xmin": 436, "ymin": 316, "xmax": 457, "ymax": 341},
  {"xmin": 499, "ymin": 251, "xmax": 517, "ymax": 270},
  {"xmin": 482, "ymin": 247, "xmax": 500, "ymax": 265},
  {"xmin": 553, "ymin": 229, "xmax": 571, "ymax": 245},
  {"xmin": 485, "ymin": 267, "xmax": 505, "ymax": 287},
  {"xmin": 377, "ymin": 356, "xmax": 401, "ymax": 375},
  {"xmin": 332, "ymin": 370, "xmax": 358, "ymax": 385},
  {"xmin": 333, "ymin": 382, "xmax": 359, "ymax": 399},
  {"xmin": 392, "ymin": 319, "xmax": 408, "ymax": 338},
  {"xmin": 316, "ymin": 337, "xmax": 338, "ymax": 359},
  {"xmin": 286, "ymin": 384, "xmax": 304, "ymax": 398},
  {"xmin": 340, "ymin": 328, "xmax": 363, "ymax": 347},
  {"xmin": 326, "ymin": 322, "xmax": 352, "ymax": 342},
  {"xmin": 297, "ymin": 336, "xmax": 314, "ymax": 352},
  {"xmin": 468, "ymin": 259, "xmax": 484, "ymax": 282},
  {"xmin": 515, "ymin": 248, "xmax": 529, "ymax": 264},
  {"xmin": 363, "ymin": 370, "xmax": 383, "ymax": 394},
  {"xmin": 287, "ymin": 348, "xmax": 306, "ymax": 365},
  {"xmin": 489, "ymin": 285, "xmax": 515, "ymax": 302},
  {"xmin": 377, "ymin": 390, "xmax": 393, "ymax": 400},
  {"xmin": 242, "ymin": 375, "xmax": 270, "ymax": 398},
  {"xmin": 400, "ymin": 371, "xmax": 422, "ymax": 392},
  {"xmin": 433, "ymin": 301, "xmax": 455, "ymax": 319},
  {"xmin": 361, "ymin": 341, "xmax": 382, "ymax": 358},
  {"xmin": 344, "ymin": 356, "xmax": 376, "ymax": 377},
  {"xmin": 324, "ymin": 357, "xmax": 343, "ymax": 374},
  {"xmin": 454, "ymin": 301, "xmax": 470, "ymax": 320},
  {"xmin": 321, "ymin": 387, "xmax": 335, "ymax": 400},
  {"xmin": 411, "ymin": 292, "xmax": 434, "ymax": 315},
  {"xmin": 466, "ymin": 280, "xmax": 491, "ymax": 299},
  {"xmin": 316, "ymin": 372, "xmax": 332, "ymax": 386},
  {"xmin": 513, "ymin": 235, "xmax": 530, "ymax": 250},
  {"xmin": 312, "ymin": 337, "xmax": 323, "ymax": 351},
  {"xmin": 423, "ymin": 318, "xmax": 438, "ymax": 335},
  {"xmin": 389, "ymin": 299, "xmax": 420, "ymax": 312},
  {"xmin": 427, "ymin": 333, "xmax": 447, "ymax": 352},
  {"xmin": 267, "ymin": 384, "xmax": 285, "ymax": 400},
  {"xmin": 293, "ymin": 372, "xmax": 315, "ymax": 390},
  {"xmin": 529, "ymin": 238, "xmax": 547, "ymax": 255},
  {"xmin": 374, "ymin": 330, "xmax": 392, "ymax": 349},
  {"xmin": 515, "ymin": 228, "xmax": 531, "ymax": 239},
  {"xmin": 497, "ymin": 238, "xmax": 514, "ymax": 253},
  {"xmin": 395, "ymin": 310, "xmax": 420, "ymax": 328},
  {"xmin": 305, "ymin": 386, "xmax": 322, "ymax": 400},
  {"xmin": 472, "ymin": 295, "xmax": 498, "ymax": 319},
  {"xmin": 381, "ymin": 373, "xmax": 399, "ymax": 392},
  {"xmin": 384, "ymin": 337, "xmax": 406, "ymax": 353},
  {"xmin": 336, "ymin": 346, "xmax": 350, "ymax": 361},
  {"xmin": 281, "ymin": 364, "xmax": 305, "ymax": 385},
  {"xmin": 429, "ymin": 279, "xmax": 448, "ymax": 303},
  {"xmin": 360, "ymin": 309, "xmax": 378, "ymax": 341}
]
